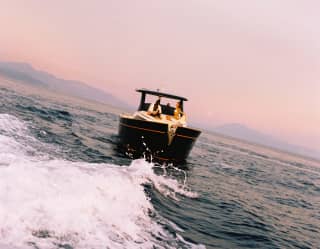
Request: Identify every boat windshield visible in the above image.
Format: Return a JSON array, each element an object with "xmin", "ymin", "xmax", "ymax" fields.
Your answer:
[{"xmin": 142, "ymin": 95, "xmax": 183, "ymax": 116}]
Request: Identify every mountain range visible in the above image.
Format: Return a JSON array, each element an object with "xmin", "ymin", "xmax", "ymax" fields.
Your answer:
[
  {"xmin": 213, "ymin": 123, "xmax": 320, "ymax": 161},
  {"xmin": 0, "ymin": 61, "xmax": 131, "ymax": 110}
]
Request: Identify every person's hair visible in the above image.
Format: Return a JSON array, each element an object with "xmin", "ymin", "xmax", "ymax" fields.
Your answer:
[{"xmin": 153, "ymin": 99, "xmax": 161, "ymax": 111}]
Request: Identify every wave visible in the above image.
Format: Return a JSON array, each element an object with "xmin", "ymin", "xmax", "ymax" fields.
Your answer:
[{"xmin": 0, "ymin": 114, "xmax": 203, "ymax": 249}]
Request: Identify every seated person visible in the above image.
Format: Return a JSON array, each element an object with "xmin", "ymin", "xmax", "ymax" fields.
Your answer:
[
  {"xmin": 147, "ymin": 98, "xmax": 162, "ymax": 118},
  {"xmin": 165, "ymin": 103, "xmax": 172, "ymax": 120},
  {"xmin": 174, "ymin": 100, "xmax": 185, "ymax": 120}
]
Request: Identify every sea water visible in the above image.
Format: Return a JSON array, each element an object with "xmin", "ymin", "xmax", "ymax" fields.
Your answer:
[{"xmin": 0, "ymin": 80, "xmax": 319, "ymax": 248}]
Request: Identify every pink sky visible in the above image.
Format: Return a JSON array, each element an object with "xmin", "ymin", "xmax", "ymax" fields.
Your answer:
[{"xmin": 1, "ymin": 0, "xmax": 319, "ymax": 150}]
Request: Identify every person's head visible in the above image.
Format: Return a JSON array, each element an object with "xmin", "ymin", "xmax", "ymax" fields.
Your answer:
[
  {"xmin": 153, "ymin": 98, "xmax": 161, "ymax": 111},
  {"xmin": 155, "ymin": 98, "xmax": 161, "ymax": 106},
  {"xmin": 176, "ymin": 101, "xmax": 182, "ymax": 108}
]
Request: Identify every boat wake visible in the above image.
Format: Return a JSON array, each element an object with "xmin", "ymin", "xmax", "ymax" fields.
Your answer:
[{"xmin": 0, "ymin": 114, "xmax": 203, "ymax": 249}]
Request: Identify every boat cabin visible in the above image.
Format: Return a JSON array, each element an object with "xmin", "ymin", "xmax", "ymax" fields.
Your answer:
[{"xmin": 136, "ymin": 88, "xmax": 187, "ymax": 116}]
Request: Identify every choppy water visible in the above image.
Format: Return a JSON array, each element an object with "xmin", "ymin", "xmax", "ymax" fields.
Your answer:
[{"xmin": 1, "ymin": 80, "xmax": 320, "ymax": 249}]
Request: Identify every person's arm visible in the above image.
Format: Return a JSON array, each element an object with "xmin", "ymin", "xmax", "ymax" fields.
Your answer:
[
  {"xmin": 147, "ymin": 103, "xmax": 161, "ymax": 116},
  {"xmin": 147, "ymin": 104, "xmax": 154, "ymax": 114}
]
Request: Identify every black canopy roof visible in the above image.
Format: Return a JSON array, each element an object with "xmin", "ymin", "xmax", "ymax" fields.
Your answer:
[{"xmin": 136, "ymin": 88, "xmax": 188, "ymax": 101}]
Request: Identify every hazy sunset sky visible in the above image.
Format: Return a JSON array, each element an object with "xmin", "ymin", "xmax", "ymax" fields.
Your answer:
[{"xmin": 1, "ymin": 0, "xmax": 319, "ymax": 150}]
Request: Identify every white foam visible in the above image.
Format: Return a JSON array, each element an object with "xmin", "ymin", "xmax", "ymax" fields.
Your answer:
[
  {"xmin": 0, "ymin": 114, "xmax": 203, "ymax": 249},
  {"xmin": 0, "ymin": 114, "xmax": 28, "ymax": 134},
  {"xmin": 0, "ymin": 114, "xmax": 34, "ymax": 166}
]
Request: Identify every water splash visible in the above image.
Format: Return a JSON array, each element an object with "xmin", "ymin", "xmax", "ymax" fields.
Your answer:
[{"xmin": 0, "ymin": 114, "xmax": 203, "ymax": 249}]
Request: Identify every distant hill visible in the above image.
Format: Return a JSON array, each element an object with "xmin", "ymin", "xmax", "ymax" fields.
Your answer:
[
  {"xmin": 213, "ymin": 123, "xmax": 320, "ymax": 161},
  {"xmin": 0, "ymin": 61, "xmax": 132, "ymax": 110}
]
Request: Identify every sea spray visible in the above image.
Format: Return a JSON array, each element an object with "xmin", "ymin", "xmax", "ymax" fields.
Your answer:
[{"xmin": 0, "ymin": 114, "xmax": 203, "ymax": 249}]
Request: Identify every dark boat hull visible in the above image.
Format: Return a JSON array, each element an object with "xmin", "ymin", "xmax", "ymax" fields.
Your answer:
[{"xmin": 118, "ymin": 116, "xmax": 201, "ymax": 162}]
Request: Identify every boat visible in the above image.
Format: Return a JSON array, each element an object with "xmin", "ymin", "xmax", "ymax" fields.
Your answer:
[{"xmin": 118, "ymin": 88, "xmax": 201, "ymax": 163}]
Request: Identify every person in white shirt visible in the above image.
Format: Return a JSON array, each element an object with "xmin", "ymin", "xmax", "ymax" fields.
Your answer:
[{"xmin": 147, "ymin": 98, "xmax": 162, "ymax": 119}]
